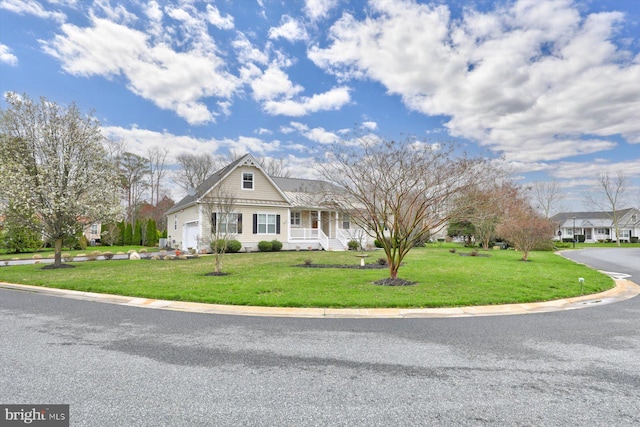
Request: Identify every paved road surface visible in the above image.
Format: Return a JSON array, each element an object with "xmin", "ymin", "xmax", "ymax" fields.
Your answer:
[{"xmin": 1, "ymin": 248, "xmax": 639, "ymax": 425}]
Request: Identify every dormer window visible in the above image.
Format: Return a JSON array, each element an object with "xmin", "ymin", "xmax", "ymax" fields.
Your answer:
[{"xmin": 242, "ymin": 172, "xmax": 254, "ymax": 190}]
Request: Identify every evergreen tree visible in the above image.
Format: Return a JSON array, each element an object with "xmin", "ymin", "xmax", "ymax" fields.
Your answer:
[
  {"xmin": 145, "ymin": 219, "xmax": 157, "ymax": 246},
  {"xmin": 124, "ymin": 222, "xmax": 133, "ymax": 245},
  {"xmin": 133, "ymin": 220, "xmax": 142, "ymax": 245},
  {"xmin": 117, "ymin": 221, "xmax": 126, "ymax": 246}
]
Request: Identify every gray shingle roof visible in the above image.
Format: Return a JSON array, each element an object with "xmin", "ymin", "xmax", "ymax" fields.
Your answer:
[{"xmin": 166, "ymin": 155, "xmax": 341, "ymax": 214}]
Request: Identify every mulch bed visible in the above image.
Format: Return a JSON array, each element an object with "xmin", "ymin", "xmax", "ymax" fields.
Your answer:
[
  {"xmin": 41, "ymin": 263, "xmax": 76, "ymax": 269},
  {"xmin": 205, "ymin": 271, "xmax": 230, "ymax": 276},
  {"xmin": 373, "ymin": 278, "xmax": 416, "ymax": 286},
  {"xmin": 294, "ymin": 264, "xmax": 387, "ymax": 269}
]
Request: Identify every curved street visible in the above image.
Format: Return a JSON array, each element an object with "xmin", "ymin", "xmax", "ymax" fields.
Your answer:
[{"xmin": 1, "ymin": 248, "xmax": 639, "ymax": 425}]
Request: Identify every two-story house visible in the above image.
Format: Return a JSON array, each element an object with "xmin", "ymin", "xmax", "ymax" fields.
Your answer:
[{"xmin": 166, "ymin": 153, "xmax": 371, "ymax": 252}]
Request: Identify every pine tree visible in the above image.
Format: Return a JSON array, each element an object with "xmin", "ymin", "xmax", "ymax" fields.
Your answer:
[
  {"xmin": 124, "ymin": 222, "xmax": 133, "ymax": 245},
  {"xmin": 146, "ymin": 219, "xmax": 157, "ymax": 246},
  {"xmin": 133, "ymin": 220, "xmax": 142, "ymax": 245}
]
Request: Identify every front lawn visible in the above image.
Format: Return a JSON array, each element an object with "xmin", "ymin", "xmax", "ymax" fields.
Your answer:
[{"xmin": 0, "ymin": 246, "xmax": 613, "ymax": 308}]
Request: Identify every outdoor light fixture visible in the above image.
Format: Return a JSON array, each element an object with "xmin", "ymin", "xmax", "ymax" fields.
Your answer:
[{"xmin": 579, "ymin": 277, "xmax": 585, "ymax": 294}]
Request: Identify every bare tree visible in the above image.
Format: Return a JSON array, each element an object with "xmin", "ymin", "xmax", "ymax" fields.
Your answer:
[
  {"xmin": 318, "ymin": 137, "xmax": 485, "ymax": 282},
  {"xmin": 0, "ymin": 93, "xmax": 121, "ymax": 267},
  {"xmin": 530, "ymin": 180, "xmax": 565, "ymax": 218},
  {"xmin": 174, "ymin": 152, "xmax": 218, "ymax": 193},
  {"xmin": 118, "ymin": 152, "xmax": 150, "ymax": 224},
  {"xmin": 450, "ymin": 181, "xmax": 517, "ymax": 250},
  {"xmin": 584, "ymin": 171, "xmax": 628, "ymax": 246},
  {"xmin": 258, "ymin": 156, "xmax": 292, "ymax": 178},
  {"xmin": 200, "ymin": 188, "xmax": 237, "ymax": 274},
  {"xmin": 147, "ymin": 146, "xmax": 169, "ymax": 206},
  {"xmin": 496, "ymin": 194, "xmax": 556, "ymax": 261}
]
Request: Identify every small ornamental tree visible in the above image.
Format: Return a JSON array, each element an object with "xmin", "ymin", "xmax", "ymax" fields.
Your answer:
[
  {"xmin": 496, "ymin": 195, "xmax": 556, "ymax": 261},
  {"xmin": 318, "ymin": 137, "xmax": 485, "ymax": 281},
  {"xmin": 201, "ymin": 187, "xmax": 237, "ymax": 274},
  {"xmin": 145, "ymin": 219, "xmax": 157, "ymax": 246},
  {"xmin": 0, "ymin": 93, "xmax": 121, "ymax": 267}
]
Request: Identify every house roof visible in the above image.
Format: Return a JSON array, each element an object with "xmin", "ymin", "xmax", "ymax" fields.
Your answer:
[{"xmin": 166, "ymin": 154, "xmax": 340, "ymax": 214}]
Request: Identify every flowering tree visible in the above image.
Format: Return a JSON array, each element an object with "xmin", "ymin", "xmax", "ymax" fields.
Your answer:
[
  {"xmin": 319, "ymin": 137, "xmax": 485, "ymax": 282},
  {"xmin": 0, "ymin": 93, "xmax": 121, "ymax": 267}
]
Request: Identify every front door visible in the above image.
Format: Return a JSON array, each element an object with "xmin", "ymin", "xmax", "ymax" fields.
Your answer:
[
  {"xmin": 311, "ymin": 212, "xmax": 318, "ymax": 229},
  {"xmin": 585, "ymin": 228, "xmax": 592, "ymax": 241}
]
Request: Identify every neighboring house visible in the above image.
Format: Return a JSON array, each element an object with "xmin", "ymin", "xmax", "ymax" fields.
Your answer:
[
  {"xmin": 551, "ymin": 208, "xmax": 640, "ymax": 243},
  {"xmin": 82, "ymin": 222, "xmax": 101, "ymax": 244},
  {"xmin": 166, "ymin": 153, "xmax": 372, "ymax": 252}
]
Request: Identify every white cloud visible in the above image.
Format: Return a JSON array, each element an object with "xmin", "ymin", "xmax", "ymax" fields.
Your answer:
[
  {"xmin": 0, "ymin": 0, "xmax": 66, "ymax": 22},
  {"xmin": 0, "ymin": 44, "xmax": 18, "ymax": 66},
  {"xmin": 251, "ymin": 64, "xmax": 304, "ymax": 102},
  {"xmin": 308, "ymin": 0, "xmax": 640, "ymax": 164},
  {"xmin": 361, "ymin": 121, "xmax": 377, "ymax": 130},
  {"xmin": 233, "ymin": 34, "xmax": 270, "ymax": 66},
  {"xmin": 255, "ymin": 128, "xmax": 272, "ymax": 135},
  {"xmin": 221, "ymin": 136, "xmax": 281, "ymax": 155},
  {"xmin": 286, "ymin": 121, "xmax": 340, "ymax": 144},
  {"xmin": 262, "ymin": 86, "xmax": 350, "ymax": 116},
  {"xmin": 100, "ymin": 126, "xmax": 222, "ymax": 163},
  {"xmin": 304, "ymin": 0, "xmax": 339, "ymax": 21},
  {"xmin": 206, "ymin": 4, "xmax": 234, "ymax": 30},
  {"xmin": 268, "ymin": 15, "xmax": 309, "ymax": 42},
  {"xmin": 41, "ymin": 16, "xmax": 240, "ymax": 125}
]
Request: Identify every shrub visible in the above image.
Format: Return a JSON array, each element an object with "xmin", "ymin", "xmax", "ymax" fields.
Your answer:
[
  {"xmin": 102, "ymin": 251, "xmax": 114, "ymax": 260},
  {"xmin": 139, "ymin": 248, "xmax": 147, "ymax": 254},
  {"xmin": 87, "ymin": 250, "xmax": 101, "ymax": 261},
  {"xmin": 348, "ymin": 240, "xmax": 359, "ymax": 250},
  {"xmin": 258, "ymin": 241, "xmax": 273, "ymax": 252},
  {"xmin": 449, "ymin": 248, "xmax": 457, "ymax": 253},
  {"xmin": 304, "ymin": 258, "xmax": 313, "ymax": 265},
  {"xmin": 374, "ymin": 239, "xmax": 384, "ymax": 248},
  {"xmin": 271, "ymin": 240, "xmax": 283, "ymax": 251},
  {"xmin": 227, "ymin": 239, "xmax": 242, "ymax": 253},
  {"xmin": 62, "ymin": 253, "xmax": 74, "ymax": 262},
  {"xmin": 470, "ymin": 250, "xmax": 479, "ymax": 257},
  {"xmin": 211, "ymin": 240, "xmax": 226, "ymax": 253},
  {"xmin": 377, "ymin": 257, "xmax": 388, "ymax": 265}
]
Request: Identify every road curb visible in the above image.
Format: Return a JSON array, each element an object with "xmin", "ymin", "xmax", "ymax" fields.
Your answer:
[{"xmin": 1, "ymin": 279, "xmax": 638, "ymax": 318}]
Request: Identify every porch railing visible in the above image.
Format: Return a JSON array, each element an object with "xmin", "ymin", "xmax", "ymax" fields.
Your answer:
[
  {"xmin": 318, "ymin": 229, "xmax": 329, "ymax": 251},
  {"xmin": 290, "ymin": 228, "xmax": 319, "ymax": 240}
]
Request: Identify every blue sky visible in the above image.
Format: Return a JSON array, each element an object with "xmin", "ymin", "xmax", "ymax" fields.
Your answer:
[{"xmin": 1, "ymin": 0, "xmax": 639, "ymax": 211}]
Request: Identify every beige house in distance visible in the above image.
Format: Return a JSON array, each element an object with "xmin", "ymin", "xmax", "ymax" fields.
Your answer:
[{"xmin": 166, "ymin": 153, "xmax": 372, "ymax": 252}]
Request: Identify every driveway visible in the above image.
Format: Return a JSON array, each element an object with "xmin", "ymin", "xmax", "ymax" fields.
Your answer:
[
  {"xmin": 1, "ymin": 248, "xmax": 639, "ymax": 425},
  {"xmin": 560, "ymin": 247, "xmax": 640, "ymax": 281}
]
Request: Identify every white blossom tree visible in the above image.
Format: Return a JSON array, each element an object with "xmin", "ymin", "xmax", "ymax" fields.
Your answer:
[{"xmin": 0, "ymin": 93, "xmax": 122, "ymax": 267}]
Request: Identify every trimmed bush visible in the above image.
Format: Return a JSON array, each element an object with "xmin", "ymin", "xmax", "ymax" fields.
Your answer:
[
  {"xmin": 62, "ymin": 253, "xmax": 73, "ymax": 262},
  {"xmin": 258, "ymin": 241, "xmax": 273, "ymax": 252},
  {"xmin": 271, "ymin": 240, "xmax": 283, "ymax": 251},
  {"xmin": 102, "ymin": 251, "xmax": 114, "ymax": 260},
  {"xmin": 227, "ymin": 239, "xmax": 242, "ymax": 253},
  {"xmin": 211, "ymin": 239, "xmax": 226, "ymax": 253},
  {"xmin": 377, "ymin": 257, "xmax": 388, "ymax": 265},
  {"xmin": 348, "ymin": 240, "xmax": 359, "ymax": 250}
]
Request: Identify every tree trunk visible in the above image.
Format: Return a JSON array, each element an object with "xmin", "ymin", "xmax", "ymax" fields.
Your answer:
[
  {"xmin": 54, "ymin": 238, "xmax": 63, "ymax": 266},
  {"xmin": 388, "ymin": 263, "xmax": 399, "ymax": 279}
]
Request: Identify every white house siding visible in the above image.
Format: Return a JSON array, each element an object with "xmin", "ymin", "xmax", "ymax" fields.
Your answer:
[
  {"xmin": 167, "ymin": 204, "xmax": 200, "ymax": 251},
  {"xmin": 216, "ymin": 166, "xmax": 288, "ymax": 204}
]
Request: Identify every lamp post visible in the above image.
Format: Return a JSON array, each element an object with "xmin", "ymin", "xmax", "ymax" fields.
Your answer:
[{"xmin": 573, "ymin": 216, "xmax": 576, "ymax": 248}]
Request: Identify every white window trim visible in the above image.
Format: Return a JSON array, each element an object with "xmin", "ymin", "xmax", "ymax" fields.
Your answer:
[
  {"xmin": 242, "ymin": 172, "xmax": 254, "ymax": 190},
  {"xmin": 257, "ymin": 212, "xmax": 277, "ymax": 234},
  {"xmin": 217, "ymin": 212, "xmax": 239, "ymax": 234},
  {"xmin": 291, "ymin": 211, "xmax": 301, "ymax": 227}
]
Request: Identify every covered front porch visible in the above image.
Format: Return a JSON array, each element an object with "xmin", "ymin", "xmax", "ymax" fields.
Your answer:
[{"xmin": 288, "ymin": 209, "xmax": 369, "ymax": 251}]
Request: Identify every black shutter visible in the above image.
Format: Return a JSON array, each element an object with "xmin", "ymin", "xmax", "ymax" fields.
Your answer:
[
  {"xmin": 276, "ymin": 214, "xmax": 281, "ymax": 234},
  {"xmin": 253, "ymin": 214, "xmax": 258, "ymax": 234},
  {"xmin": 237, "ymin": 213, "xmax": 242, "ymax": 234},
  {"xmin": 211, "ymin": 213, "xmax": 217, "ymax": 232}
]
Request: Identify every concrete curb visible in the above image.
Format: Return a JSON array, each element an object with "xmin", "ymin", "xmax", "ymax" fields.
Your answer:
[{"xmin": 1, "ymin": 278, "xmax": 639, "ymax": 318}]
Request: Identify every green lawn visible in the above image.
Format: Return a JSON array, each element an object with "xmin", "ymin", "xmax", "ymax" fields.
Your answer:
[{"xmin": 0, "ymin": 245, "xmax": 614, "ymax": 308}]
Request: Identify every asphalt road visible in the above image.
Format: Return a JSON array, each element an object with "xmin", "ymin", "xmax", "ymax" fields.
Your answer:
[{"xmin": 1, "ymin": 249, "xmax": 639, "ymax": 426}]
